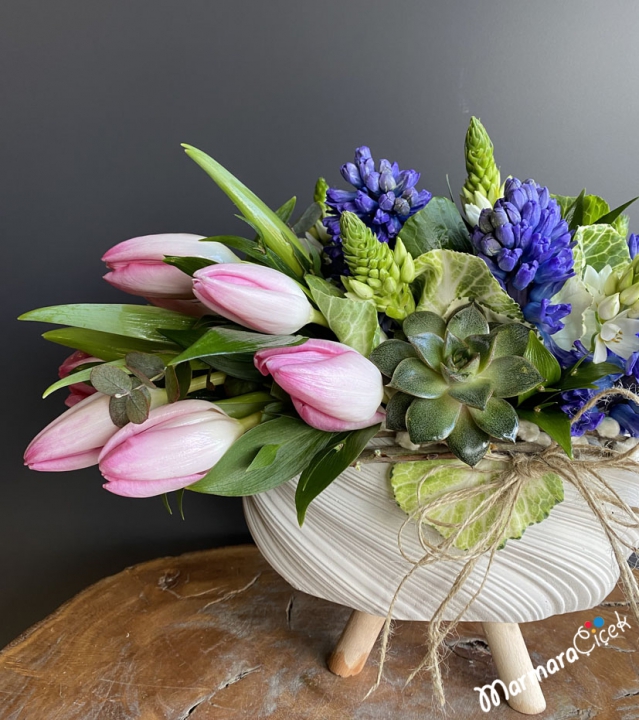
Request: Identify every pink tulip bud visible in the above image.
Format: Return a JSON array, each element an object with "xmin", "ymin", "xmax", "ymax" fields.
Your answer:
[
  {"xmin": 98, "ymin": 400, "xmax": 243, "ymax": 498},
  {"xmin": 58, "ymin": 351, "xmax": 100, "ymax": 407},
  {"xmin": 24, "ymin": 393, "xmax": 120, "ymax": 471},
  {"xmin": 103, "ymin": 233, "xmax": 240, "ymax": 298},
  {"xmin": 254, "ymin": 339, "xmax": 385, "ymax": 431},
  {"xmin": 193, "ymin": 264, "xmax": 315, "ymax": 335}
]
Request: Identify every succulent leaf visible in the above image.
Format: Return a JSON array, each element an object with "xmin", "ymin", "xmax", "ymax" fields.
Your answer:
[
  {"xmin": 371, "ymin": 303, "xmax": 535, "ymax": 466},
  {"xmin": 406, "ymin": 396, "xmax": 461, "ymax": 443}
]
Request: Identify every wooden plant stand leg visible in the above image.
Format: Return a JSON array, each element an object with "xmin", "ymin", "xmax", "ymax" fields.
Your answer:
[
  {"xmin": 328, "ymin": 610, "xmax": 385, "ymax": 677},
  {"xmin": 482, "ymin": 622, "xmax": 546, "ymax": 715}
]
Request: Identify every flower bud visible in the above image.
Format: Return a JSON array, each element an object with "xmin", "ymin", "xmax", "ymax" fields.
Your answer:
[
  {"xmin": 25, "ymin": 393, "xmax": 120, "ymax": 471},
  {"xmin": 254, "ymin": 339, "xmax": 385, "ymax": 431},
  {"xmin": 58, "ymin": 351, "xmax": 100, "ymax": 407},
  {"xmin": 400, "ymin": 253, "xmax": 416, "ymax": 284},
  {"xmin": 619, "ymin": 267, "xmax": 635, "ymax": 291},
  {"xmin": 599, "ymin": 293, "xmax": 621, "ymax": 321},
  {"xmin": 620, "ymin": 284, "xmax": 639, "ymax": 307},
  {"xmin": 103, "ymin": 234, "xmax": 240, "ymax": 299},
  {"xmin": 99, "ymin": 401, "xmax": 243, "ymax": 497},
  {"xmin": 193, "ymin": 264, "xmax": 315, "ymax": 335},
  {"xmin": 604, "ymin": 271, "xmax": 619, "ymax": 297}
]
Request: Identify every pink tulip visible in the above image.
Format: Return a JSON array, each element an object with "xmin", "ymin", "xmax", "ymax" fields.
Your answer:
[
  {"xmin": 24, "ymin": 393, "xmax": 119, "ymax": 471},
  {"xmin": 192, "ymin": 263, "xmax": 316, "ymax": 335},
  {"xmin": 103, "ymin": 233, "xmax": 240, "ymax": 298},
  {"xmin": 58, "ymin": 350, "xmax": 100, "ymax": 407},
  {"xmin": 254, "ymin": 339, "xmax": 385, "ymax": 431},
  {"xmin": 98, "ymin": 400, "xmax": 243, "ymax": 498}
]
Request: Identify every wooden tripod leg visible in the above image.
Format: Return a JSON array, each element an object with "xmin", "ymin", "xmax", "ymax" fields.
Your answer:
[
  {"xmin": 328, "ymin": 610, "xmax": 385, "ymax": 677},
  {"xmin": 482, "ymin": 622, "xmax": 546, "ymax": 715}
]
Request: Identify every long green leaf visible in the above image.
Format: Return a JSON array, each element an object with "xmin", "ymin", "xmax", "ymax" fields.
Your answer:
[
  {"xmin": 182, "ymin": 144, "xmax": 307, "ymax": 275},
  {"xmin": 190, "ymin": 417, "xmax": 333, "ymax": 495},
  {"xmin": 41, "ymin": 327, "xmax": 178, "ymax": 361},
  {"xmin": 169, "ymin": 327, "xmax": 306, "ymax": 365},
  {"xmin": 203, "ymin": 235, "xmax": 300, "ymax": 279},
  {"xmin": 43, "ymin": 358, "xmax": 125, "ymax": 398},
  {"xmin": 295, "ymin": 424, "xmax": 381, "ymax": 525},
  {"xmin": 595, "ymin": 196, "xmax": 639, "ymax": 225},
  {"xmin": 20, "ymin": 304, "xmax": 195, "ymax": 342},
  {"xmin": 213, "ymin": 392, "xmax": 274, "ymax": 418},
  {"xmin": 517, "ymin": 408, "xmax": 572, "ymax": 458}
]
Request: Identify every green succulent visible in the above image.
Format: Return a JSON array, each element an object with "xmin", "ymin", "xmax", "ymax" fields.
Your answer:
[
  {"xmin": 340, "ymin": 211, "xmax": 415, "ymax": 320},
  {"xmin": 370, "ymin": 304, "xmax": 543, "ymax": 466}
]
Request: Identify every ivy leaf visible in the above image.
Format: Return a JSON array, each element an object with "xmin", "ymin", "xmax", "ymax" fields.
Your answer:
[
  {"xmin": 90, "ymin": 365, "xmax": 132, "ymax": 396},
  {"xmin": 295, "ymin": 424, "xmax": 381, "ymax": 525},
  {"xmin": 125, "ymin": 352, "xmax": 166, "ymax": 387},
  {"xmin": 109, "ymin": 396, "xmax": 129, "ymax": 428},
  {"xmin": 126, "ymin": 386, "xmax": 151, "ymax": 424}
]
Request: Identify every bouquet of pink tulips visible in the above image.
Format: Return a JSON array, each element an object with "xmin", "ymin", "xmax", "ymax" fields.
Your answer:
[{"xmin": 23, "ymin": 119, "xmax": 639, "ymax": 533}]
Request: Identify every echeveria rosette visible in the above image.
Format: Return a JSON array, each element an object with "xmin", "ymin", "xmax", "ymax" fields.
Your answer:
[
  {"xmin": 471, "ymin": 178, "xmax": 575, "ymax": 337},
  {"xmin": 370, "ymin": 304, "xmax": 543, "ymax": 466},
  {"xmin": 323, "ymin": 146, "xmax": 431, "ymax": 276}
]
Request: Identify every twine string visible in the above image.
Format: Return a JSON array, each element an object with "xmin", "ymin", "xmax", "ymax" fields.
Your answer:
[{"xmin": 368, "ymin": 388, "xmax": 639, "ymax": 708}]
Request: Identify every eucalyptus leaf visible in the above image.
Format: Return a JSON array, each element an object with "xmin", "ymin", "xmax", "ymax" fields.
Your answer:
[
  {"xmin": 399, "ymin": 197, "xmax": 472, "ymax": 257},
  {"xmin": 182, "ymin": 144, "xmax": 308, "ymax": 275},
  {"xmin": 391, "ymin": 457, "xmax": 564, "ymax": 550},
  {"xmin": 109, "ymin": 396, "xmax": 129, "ymax": 428},
  {"xmin": 305, "ymin": 275, "xmax": 378, "ymax": 356},
  {"xmin": 295, "ymin": 424, "xmax": 381, "ymax": 525},
  {"xmin": 20, "ymin": 303, "xmax": 195, "ymax": 342},
  {"xmin": 90, "ymin": 365, "xmax": 132, "ymax": 396},
  {"xmin": 43, "ymin": 358, "xmax": 127, "ymax": 398},
  {"xmin": 126, "ymin": 386, "xmax": 151, "ymax": 424},
  {"xmin": 125, "ymin": 352, "xmax": 166, "ymax": 384},
  {"xmin": 190, "ymin": 417, "xmax": 333, "ymax": 495}
]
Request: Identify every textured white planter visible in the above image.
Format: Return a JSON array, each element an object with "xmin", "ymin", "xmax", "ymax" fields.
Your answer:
[{"xmin": 244, "ymin": 453, "xmax": 639, "ymax": 623}]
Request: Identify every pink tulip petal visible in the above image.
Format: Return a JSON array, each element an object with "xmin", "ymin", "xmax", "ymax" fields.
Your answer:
[
  {"xmin": 103, "ymin": 472, "xmax": 206, "ymax": 498},
  {"xmin": 293, "ymin": 398, "xmax": 385, "ymax": 431},
  {"xmin": 254, "ymin": 339, "xmax": 348, "ymax": 375},
  {"xmin": 104, "ymin": 263, "xmax": 195, "ymax": 298},
  {"xmin": 26, "ymin": 448, "xmax": 102, "ymax": 472},
  {"xmin": 102, "ymin": 234, "xmax": 238, "ymax": 264},
  {"xmin": 193, "ymin": 263, "xmax": 306, "ymax": 296}
]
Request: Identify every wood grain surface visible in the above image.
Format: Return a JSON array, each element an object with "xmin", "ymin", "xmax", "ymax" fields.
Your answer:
[{"xmin": 0, "ymin": 545, "xmax": 637, "ymax": 719}]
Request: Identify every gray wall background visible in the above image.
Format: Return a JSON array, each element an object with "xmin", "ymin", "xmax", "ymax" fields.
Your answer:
[{"xmin": 2, "ymin": 0, "xmax": 639, "ymax": 647}]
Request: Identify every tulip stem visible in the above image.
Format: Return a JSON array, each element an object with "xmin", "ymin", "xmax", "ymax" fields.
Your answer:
[
  {"xmin": 188, "ymin": 372, "xmax": 226, "ymax": 393},
  {"xmin": 310, "ymin": 309, "xmax": 330, "ymax": 328},
  {"xmin": 238, "ymin": 411, "xmax": 263, "ymax": 433}
]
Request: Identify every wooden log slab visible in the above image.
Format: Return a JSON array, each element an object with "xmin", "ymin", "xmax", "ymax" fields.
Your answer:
[{"xmin": 0, "ymin": 545, "xmax": 637, "ymax": 719}]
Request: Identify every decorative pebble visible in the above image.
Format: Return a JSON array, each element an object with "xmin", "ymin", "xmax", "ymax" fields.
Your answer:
[
  {"xmin": 536, "ymin": 432, "xmax": 552, "ymax": 448},
  {"xmin": 516, "ymin": 420, "xmax": 540, "ymax": 443},
  {"xmin": 572, "ymin": 435, "xmax": 589, "ymax": 446},
  {"xmin": 615, "ymin": 437, "xmax": 639, "ymax": 452},
  {"xmin": 396, "ymin": 431, "xmax": 420, "ymax": 452},
  {"xmin": 596, "ymin": 417, "xmax": 621, "ymax": 439}
]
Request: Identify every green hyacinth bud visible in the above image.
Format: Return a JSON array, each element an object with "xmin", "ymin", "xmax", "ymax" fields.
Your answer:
[
  {"xmin": 461, "ymin": 117, "xmax": 502, "ymax": 224},
  {"xmin": 620, "ymin": 283, "xmax": 639, "ymax": 307},
  {"xmin": 340, "ymin": 212, "xmax": 416, "ymax": 319},
  {"xmin": 313, "ymin": 177, "xmax": 328, "ymax": 216},
  {"xmin": 604, "ymin": 271, "xmax": 620, "ymax": 296}
]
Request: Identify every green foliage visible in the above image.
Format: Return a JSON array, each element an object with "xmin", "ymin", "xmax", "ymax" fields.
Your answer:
[
  {"xmin": 414, "ymin": 249, "xmax": 524, "ymax": 321},
  {"xmin": 390, "ymin": 457, "xmax": 564, "ymax": 550},
  {"xmin": 572, "ymin": 224, "xmax": 630, "ymax": 275},
  {"xmin": 517, "ymin": 408, "xmax": 573, "ymax": 458},
  {"xmin": 190, "ymin": 417, "xmax": 334, "ymax": 495},
  {"xmin": 399, "ymin": 197, "xmax": 472, "ymax": 258},
  {"xmin": 295, "ymin": 424, "xmax": 381, "ymax": 525},
  {"xmin": 371, "ymin": 304, "xmax": 542, "ymax": 466},
  {"xmin": 182, "ymin": 144, "xmax": 308, "ymax": 275},
  {"xmin": 163, "ymin": 256, "xmax": 216, "ymax": 276},
  {"xmin": 202, "ymin": 235, "xmax": 299, "ymax": 280},
  {"xmin": 213, "ymin": 392, "xmax": 274, "ymax": 418},
  {"xmin": 20, "ymin": 303, "xmax": 195, "ymax": 342},
  {"xmin": 305, "ymin": 275, "xmax": 379, "ymax": 356}
]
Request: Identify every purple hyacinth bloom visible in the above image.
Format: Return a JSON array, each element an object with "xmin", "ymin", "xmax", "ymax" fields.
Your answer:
[
  {"xmin": 471, "ymin": 178, "xmax": 575, "ymax": 335},
  {"xmin": 322, "ymin": 146, "xmax": 432, "ymax": 275},
  {"xmin": 628, "ymin": 233, "xmax": 639, "ymax": 260},
  {"xmin": 609, "ymin": 403, "xmax": 639, "ymax": 437},
  {"xmin": 559, "ymin": 388, "xmax": 605, "ymax": 437}
]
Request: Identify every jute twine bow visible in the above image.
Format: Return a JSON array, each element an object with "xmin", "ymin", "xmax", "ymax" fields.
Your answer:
[{"xmin": 368, "ymin": 387, "xmax": 639, "ymax": 708}]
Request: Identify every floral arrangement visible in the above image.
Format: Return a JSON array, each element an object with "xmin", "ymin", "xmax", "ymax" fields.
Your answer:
[{"xmin": 22, "ymin": 118, "xmax": 639, "ymax": 542}]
